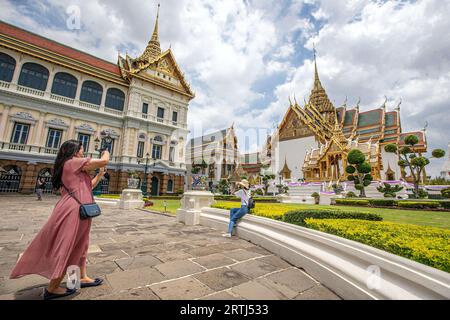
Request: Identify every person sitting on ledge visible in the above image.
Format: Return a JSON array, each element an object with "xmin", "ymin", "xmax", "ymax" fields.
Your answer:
[{"xmin": 222, "ymin": 179, "xmax": 252, "ymax": 238}]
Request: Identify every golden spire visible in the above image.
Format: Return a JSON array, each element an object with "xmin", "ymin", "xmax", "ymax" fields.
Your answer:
[
  {"xmin": 308, "ymin": 44, "xmax": 335, "ymax": 115},
  {"xmin": 139, "ymin": 3, "xmax": 162, "ymax": 62}
]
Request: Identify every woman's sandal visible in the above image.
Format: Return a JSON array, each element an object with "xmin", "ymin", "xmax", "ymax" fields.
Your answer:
[
  {"xmin": 44, "ymin": 288, "xmax": 77, "ymax": 300},
  {"xmin": 80, "ymin": 278, "xmax": 104, "ymax": 288}
]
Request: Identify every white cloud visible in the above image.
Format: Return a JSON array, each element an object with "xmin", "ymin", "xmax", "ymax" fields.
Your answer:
[{"xmin": 1, "ymin": 0, "xmax": 448, "ymax": 176}]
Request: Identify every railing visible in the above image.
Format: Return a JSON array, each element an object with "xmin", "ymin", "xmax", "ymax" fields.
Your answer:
[
  {"xmin": 0, "ymin": 81, "xmax": 188, "ymax": 129},
  {"xmin": 0, "ymin": 142, "xmax": 187, "ymax": 170},
  {"xmin": 79, "ymin": 101, "xmax": 100, "ymax": 111},
  {"xmin": 104, "ymin": 107, "xmax": 124, "ymax": 117},
  {"xmin": 17, "ymin": 85, "xmax": 45, "ymax": 97},
  {"xmin": 50, "ymin": 93, "xmax": 75, "ymax": 105},
  {"xmin": 0, "ymin": 80, "xmax": 11, "ymax": 89}
]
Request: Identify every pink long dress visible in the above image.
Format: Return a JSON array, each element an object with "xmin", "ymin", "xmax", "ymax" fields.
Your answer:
[{"xmin": 10, "ymin": 157, "xmax": 93, "ymax": 280}]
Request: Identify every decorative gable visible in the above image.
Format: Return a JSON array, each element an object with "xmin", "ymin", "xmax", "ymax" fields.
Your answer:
[{"xmin": 278, "ymin": 108, "xmax": 314, "ymax": 142}]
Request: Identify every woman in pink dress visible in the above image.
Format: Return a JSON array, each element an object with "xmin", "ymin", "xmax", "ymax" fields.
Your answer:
[{"xmin": 10, "ymin": 140, "xmax": 110, "ymax": 300}]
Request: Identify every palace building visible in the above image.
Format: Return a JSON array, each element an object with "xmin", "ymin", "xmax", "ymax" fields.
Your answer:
[
  {"xmin": 268, "ymin": 51, "xmax": 427, "ymax": 183},
  {"xmin": 186, "ymin": 125, "xmax": 240, "ymax": 184},
  {"xmin": 0, "ymin": 6, "xmax": 193, "ymax": 195}
]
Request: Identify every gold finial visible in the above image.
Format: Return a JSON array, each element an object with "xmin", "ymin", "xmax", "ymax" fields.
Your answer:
[
  {"xmin": 382, "ymin": 95, "xmax": 388, "ymax": 109},
  {"xmin": 396, "ymin": 98, "xmax": 402, "ymax": 111},
  {"xmin": 138, "ymin": 3, "xmax": 162, "ymax": 62},
  {"xmin": 288, "ymin": 96, "xmax": 293, "ymax": 106}
]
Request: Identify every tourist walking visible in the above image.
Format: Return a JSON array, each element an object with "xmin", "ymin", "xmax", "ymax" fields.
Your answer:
[
  {"xmin": 10, "ymin": 140, "xmax": 110, "ymax": 300},
  {"xmin": 222, "ymin": 179, "xmax": 252, "ymax": 238},
  {"xmin": 36, "ymin": 177, "xmax": 45, "ymax": 201}
]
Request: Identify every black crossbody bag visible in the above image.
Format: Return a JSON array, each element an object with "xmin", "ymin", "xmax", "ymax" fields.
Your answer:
[{"xmin": 63, "ymin": 185, "xmax": 101, "ymax": 220}]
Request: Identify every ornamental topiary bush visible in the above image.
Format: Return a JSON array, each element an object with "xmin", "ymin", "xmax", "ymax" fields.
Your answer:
[
  {"xmin": 346, "ymin": 149, "xmax": 373, "ymax": 197},
  {"xmin": 376, "ymin": 183, "xmax": 404, "ymax": 198},
  {"xmin": 441, "ymin": 188, "xmax": 450, "ymax": 199},
  {"xmin": 345, "ymin": 191, "xmax": 357, "ymax": 198},
  {"xmin": 283, "ymin": 209, "xmax": 382, "ymax": 227}
]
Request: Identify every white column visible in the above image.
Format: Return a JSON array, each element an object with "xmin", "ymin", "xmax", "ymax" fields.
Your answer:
[
  {"xmin": 33, "ymin": 112, "xmax": 46, "ymax": 146},
  {"xmin": 0, "ymin": 106, "xmax": 11, "ymax": 142},
  {"xmin": 68, "ymin": 118, "xmax": 76, "ymax": 140}
]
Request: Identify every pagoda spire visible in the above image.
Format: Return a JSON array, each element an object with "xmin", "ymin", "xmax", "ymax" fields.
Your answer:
[
  {"xmin": 139, "ymin": 3, "xmax": 162, "ymax": 62},
  {"xmin": 313, "ymin": 43, "xmax": 322, "ymax": 90},
  {"xmin": 308, "ymin": 44, "xmax": 335, "ymax": 115}
]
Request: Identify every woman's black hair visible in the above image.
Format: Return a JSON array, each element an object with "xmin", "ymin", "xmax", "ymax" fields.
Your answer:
[{"xmin": 52, "ymin": 140, "xmax": 82, "ymax": 190}]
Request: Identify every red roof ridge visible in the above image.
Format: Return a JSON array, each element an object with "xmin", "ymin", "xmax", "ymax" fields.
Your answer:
[{"xmin": 0, "ymin": 19, "xmax": 121, "ymax": 76}]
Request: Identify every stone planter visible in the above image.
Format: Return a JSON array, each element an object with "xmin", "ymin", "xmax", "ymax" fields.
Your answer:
[{"xmin": 127, "ymin": 178, "xmax": 140, "ymax": 189}]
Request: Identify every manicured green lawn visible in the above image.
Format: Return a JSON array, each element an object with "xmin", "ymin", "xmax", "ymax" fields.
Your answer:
[
  {"xmin": 144, "ymin": 199, "xmax": 181, "ymax": 215},
  {"xmin": 97, "ymin": 195, "xmax": 449, "ymax": 229},
  {"xmin": 213, "ymin": 201, "xmax": 450, "ymax": 230}
]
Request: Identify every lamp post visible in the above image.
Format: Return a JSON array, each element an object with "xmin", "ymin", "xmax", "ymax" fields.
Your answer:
[
  {"xmin": 138, "ymin": 153, "xmax": 157, "ymax": 197},
  {"xmin": 93, "ymin": 135, "xmax": 113, "ymax": 196}
]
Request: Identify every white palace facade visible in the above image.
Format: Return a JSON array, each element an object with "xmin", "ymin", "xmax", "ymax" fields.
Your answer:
[{"xmin": 0, "ymin": 8, "xmax": 194, "ymax": 195}]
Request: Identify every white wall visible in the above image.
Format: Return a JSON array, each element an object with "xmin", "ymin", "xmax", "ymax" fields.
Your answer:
[
  {"xmin": 277, "ymin": 136, "xmax": 318, "ymax": 181},
  {"xmin": 380, "ymin": 149, "xmax": 402, "ymax": 180}
]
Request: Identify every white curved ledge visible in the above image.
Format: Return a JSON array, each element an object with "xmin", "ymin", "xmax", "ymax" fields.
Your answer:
[{"xmin": 199, "ymin": 207, "xmax": 450, "ymax": 300}]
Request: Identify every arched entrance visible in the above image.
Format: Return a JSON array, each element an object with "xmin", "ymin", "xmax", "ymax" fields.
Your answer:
[
  {"xmin": 151, "ymin": 176, "xmax": 159, "ymax": 196},
  {"xmin": 37, "ymin": 168, "xmax": 53, "ymax": 193},
  {"xmin": 0, "ymin": 165, "xmax": 22, "ymax": 193},
  {"xmin": 101, "ymin": 172, "xmax": 110, "ymax": 194}
]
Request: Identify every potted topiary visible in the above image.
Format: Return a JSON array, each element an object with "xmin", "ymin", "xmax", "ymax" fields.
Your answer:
[
  {"xmin": 311, "ymin": 192, "xmax": 320, "ymax": 204},
  {"xmin": 127, "ymin": 171, "xmax": 140, "ymax": 189}
]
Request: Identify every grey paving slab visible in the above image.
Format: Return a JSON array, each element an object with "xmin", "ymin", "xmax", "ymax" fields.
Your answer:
[
  {"xmin": 115, "ymin": 255, "xmax": 162, "ymax": 270},
  {"xmin": 150, "ymin": 277, "xmax": 214, "ymax": 300},
  {"xmin": 194, "ymin": 268, "xmax": 250, "ymax": 291},
  {"xmin": 294, "ymin": 285, "xmax": 341, "ymax": 300},
  {"xmin": 154, "ymin": 260, "xmax": 205, "ymax": 279},
  {"xmin": 199, "ymin": 291, "xmax": 241, "ymax": 300},
  {"xmin": 231, "ymin": 281, "xmax": 287, "ymax": 300},
  {"xmin": 106, "ymin": 267, "xmax": 166, "ymax": 291},
  {"xmin": 230, "ymin": 259, "xmax": 282, "ymax": 279},
  {"xmin": 0, "ymin": 195, "xmax": 340, "ymax": 300},
  {"xmin": 193, "ymin": 254, "xmax": 236, "ymax": 269},
  {"xmin": 94, "ymin": 287, "xmax": 160, "ymax": 300},
  {"xmin": 222, "ymin": 249, "xmax": 263, "ymax": 261}
]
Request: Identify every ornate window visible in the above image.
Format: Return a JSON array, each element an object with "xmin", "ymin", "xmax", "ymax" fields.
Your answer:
[
  {"xmin": 18, "ymin": 62, "xmax": 49, "ymax": 91},
  {"xmin": 10, "ymin": 123, "xmax": 30, "ymax": 144},
  {"xmin": 0, "ymin": 53, "xmax": 16, "ymax": 82},
  {"xmin": 157, "ymin": 107, "xmax": 165, "ymax": 122},
  {"xmin": 137, "ymin": 141, "xmax": 145, "ymax": 158},
  {"xmin": 105, "ymin": 88, "xmax": 125, "ymax": 111},
  {"xmin": 167, "ymin": 179, "xmax": 174, "ymax": 193},
  {"xmin": 78, "ymin": 133, "xmax": 90, "ymax": 152},
  {"xmin": 152, "ymin": 144, "xmax": 162, "ymax": 160},
  {"xmin": 51, "ymin": 72, "xmax": 78, "ymax": 98},
  {"xmin": 46, "ymin": 129, "xmax": 63, "ymax": 149},
  {"xmin": 80, "ymin": 80, "xmax": 103, "ymax": 105}
]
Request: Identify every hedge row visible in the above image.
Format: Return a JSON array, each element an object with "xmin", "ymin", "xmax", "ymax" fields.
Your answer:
[
  {"xmin": 283, "ymin": 209, "xmax": 382, "ymax": 227},
  {"xmin": 214, "ymin": 195, "xmax": 279, "ymax": 203},
  {"xmin": 305, "ymin": 219, "xmax": 450, "ymax": 273},
  {"xmin": 335, "ymin": 199, "xmax": 450, "ymax": 210}
]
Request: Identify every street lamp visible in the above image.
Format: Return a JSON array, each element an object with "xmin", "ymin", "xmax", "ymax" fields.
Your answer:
[
  {"xmin": 137, "ymin": 152, "xmax": 157, "ymax": 197},
  {"xmin": 93, "ymin": 135, "xmax": 113, "ymax": 196}
]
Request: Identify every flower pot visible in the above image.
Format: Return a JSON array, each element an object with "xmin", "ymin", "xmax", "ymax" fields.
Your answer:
[{"xmin": 127, "ymin": 178, "xmax": 140, "ymax": 189}]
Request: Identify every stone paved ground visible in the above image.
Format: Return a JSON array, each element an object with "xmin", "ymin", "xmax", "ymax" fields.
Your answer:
[{"xmin": 0, "ymin": 195, "xmax": 341, "ymax": 300}]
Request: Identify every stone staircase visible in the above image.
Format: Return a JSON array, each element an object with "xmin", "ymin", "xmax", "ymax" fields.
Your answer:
[{"xmin": 279, "ymin": 183, "xmax": 322, "ymax": 204}]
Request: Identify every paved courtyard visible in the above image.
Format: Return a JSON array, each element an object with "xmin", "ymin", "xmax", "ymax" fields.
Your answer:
[{"xmin": 0, "ymin": 195, "xmax": 340, "ymax": 300}]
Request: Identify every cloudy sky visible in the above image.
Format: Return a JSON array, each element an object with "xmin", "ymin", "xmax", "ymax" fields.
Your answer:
[{"xmin": 1, "ymin": 0, "xmax": 449, "ymax": 176}]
